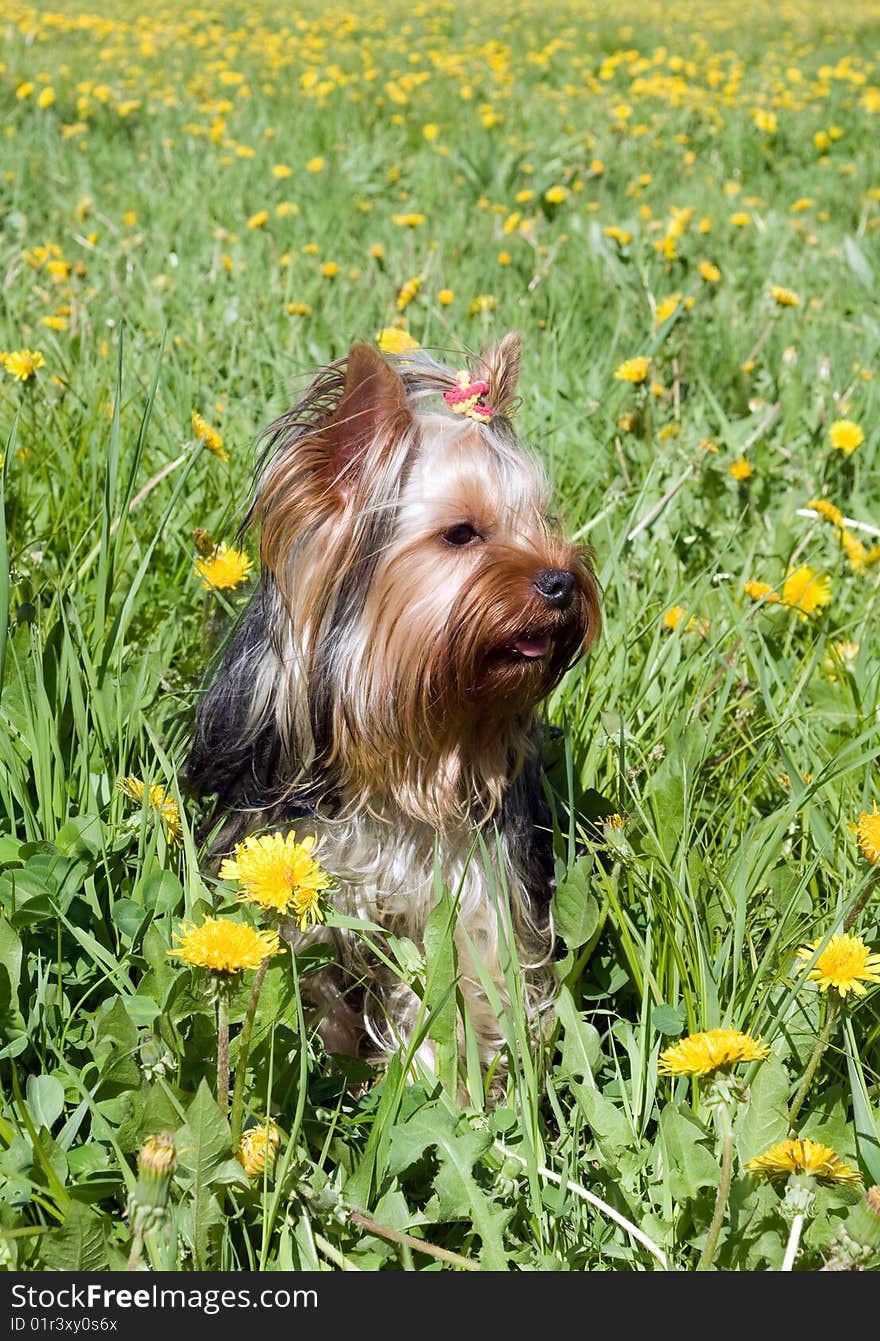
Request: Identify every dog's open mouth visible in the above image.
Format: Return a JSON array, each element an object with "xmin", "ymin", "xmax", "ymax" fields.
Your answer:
[{"xmin": 509, "ymin": 631, "xmax": 552, "ymax": 660}]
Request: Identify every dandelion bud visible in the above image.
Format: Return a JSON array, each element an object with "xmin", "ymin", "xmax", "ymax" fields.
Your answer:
[
  {"xmin": 192, "ymin": 527, "xmax": 214, "ymax": 557},
  {"xmin": 126, "ymin": 1131, "xmax": 177, "ymax": 1235},
  {"xmin": 823, "ymin": 1186, "xmax": 880, "ymax": 1270}
]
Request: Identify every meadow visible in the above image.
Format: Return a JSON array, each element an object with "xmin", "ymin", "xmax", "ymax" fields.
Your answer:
[{"xmin": 1, "ymin": 0, "xmax": 879, "ymax": 1272}]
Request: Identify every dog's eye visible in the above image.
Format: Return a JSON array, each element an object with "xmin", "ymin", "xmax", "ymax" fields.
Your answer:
[{"xmin": 442, "ymin": 523, "xmax": 480, "ymax": 547}]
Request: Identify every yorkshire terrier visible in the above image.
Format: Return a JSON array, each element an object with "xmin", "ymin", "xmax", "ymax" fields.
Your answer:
[{"xmin": 184, "ymin": 333, "xmax": 600, "ymax": 1083}]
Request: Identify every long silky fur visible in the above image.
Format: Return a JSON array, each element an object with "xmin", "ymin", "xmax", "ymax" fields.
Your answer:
[{"xmin": 183, "ymin": 339, "xmax": 600, "ymax": 1075}]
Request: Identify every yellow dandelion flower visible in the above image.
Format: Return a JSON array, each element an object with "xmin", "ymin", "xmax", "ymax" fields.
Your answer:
[
  {"xmin": 37, "ymin": 87, "xmax": 56, "ymax": 110},
  {"xmin": 791, "ymin": 197, "xmax": 814, "ymax": 212},
  {"xmin": 655, "ymin": 293, "xmax": 682, "ymax": 324},
  {"xmin": 729, "ymin": 458, "xmax": 752, "ymax": 481},
  {"xmin": 1, "ymin": 349, "xmax": 46, "ymax": 382},
  {"xmin": 247, "ymin": 210, "xmax": 269, "ymax": 229},
  {"xmin": 829, "ymin": 420, "xmax": 864, "ymax": 455},
  {"xmin": 469, "ymin": 293, "xmax": 496, "ymax": 316},
  {"xmin": 659, "ymin": 1028, "xmax": 770, "ymax": 1077},
  {"xmin": 396, "ymin": 274, "xmax": 423, "ymax": 311},
  {"xmin": 770, "ymin": 284, "xmax": 800, "ymax": 308},
  {"xmin": 191, "ymin": 411, "xmax": 228, "ymax": 462},
  {"xmin": 856, "ymin": 805, "xmax": 880, "ymax": 865},
  {"xmin": 544, "ymin": 185, "xmax": 568, "ymax": 205},
  {"xmin": 614, "ymin": 357, "xmax": 650, "ymax": 384},
  {"xmin": 169, "ymin": 918, "xmax": 282, "ymax": 975},
  {"xmin": 437, "ymin": 288, "xmax": 454, "ymax": 306},
  {"xmin": 730, "ymin": 212, "xmax": 751, "ymax": 227},
  {"xmin": 782, "ymin": 565, "xmax": 831, "ymax": 616},
  {"xmin": 306, "ymin": 156, "xmax": 325, "ymax": 172},
  {"xmin": 237, "ymin": 1122, "xmax": 282, "ymax": 1177},
  {"xmin": 272, "ymin": 164, "xmax": 292, "ymax": 178},
  {"xmin": 40, "ymin": 315, "xmax": 67, "ymax": 331},
  {"xmin": 807, "ymin": 498, "xmax": 845, "ymax": 527},
  {"xmin": 118, "ymin": 777, "xmax": 182, "ymax": 843},
  {"xmin": 195, "ymin": 544, "xmax": 253, "ymax": 591},
  {"xmin": 220, "ymin": 831, "xmax": 330, "ymax": 927},
  {"xmin": 392, "ymin": 213, "xmax": 425, "ymax": 227},
  {"xmin": 840, "ymin": 529, "xmax": 869, "ymax": 572},
  {"xmin": 662, "ymin": 605, "xmax": 686, "ymax": 631},
  {"xmin": 796, "ymin": 933, "xmax": 880, "ymax": 999},
  {"xmin": 320, "ymin": 261, "xmax": 339, "ymax": 278},
  {"xmin": 603, "ymin": 226, "xmax": 633, "ymax": 246},
  {"xmin": 286, "ymin": 302, "xmax": 312, "ymax": 316},
  {"xmin": 376, "ymin": 328, "xmax": 420, "ymax": 355},
  {"xmin": 746, "ymin": 1139, "xmax": 861, "ymax": 1185}
]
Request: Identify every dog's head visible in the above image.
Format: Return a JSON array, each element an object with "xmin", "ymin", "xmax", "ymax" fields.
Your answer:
[{"xmin": 189, "ymin": 336, "xmax": 600, "ymax": 823}]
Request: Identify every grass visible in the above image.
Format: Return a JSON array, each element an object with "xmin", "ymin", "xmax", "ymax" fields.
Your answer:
[{"xmin": 0, "ymin": 0, "xmax": 879, "ymax": 1272}]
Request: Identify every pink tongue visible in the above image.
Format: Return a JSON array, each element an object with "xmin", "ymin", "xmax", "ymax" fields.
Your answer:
[{"xmin": 514, "ymin": 634, "xmax": 551, "ymax": 658}]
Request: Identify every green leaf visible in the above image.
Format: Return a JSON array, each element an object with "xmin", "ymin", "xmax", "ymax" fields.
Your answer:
[
  {"xmin": 388, "ymin": 1102, "xmax": 509, "ymax": 1269},
  {"xmin": 734, "ymin": 1057, "xmax": 790, "ymax": 1163},
  {"xmin": 175, "ymin": 1079, "xmax": 239, "ymax": 1269},
  {"xmin": 0, "ymin": 915, "xmax": 26, "ymax": 1055},
  {"xmin": 26, "ymin": 1075, "xmax": 65, "ymax": 1131},
  {"xmin": 93, "ymin": 998, "xmax": 140, "ymax": 1097},
  {"xmin": 651, "ymin": 1003, "xmax": 687, "ymax": 1036},
  {"xmin": 657, "ymin": 1104, "xmax": 720, "ymax": 1201},
  {"xmin": 138, "ymin": 867, "xmax": 184, "ymax": 914},
  {"xmin": 423, "ymin": 890, "xmax": 459, "ymax": 1094},
  {"xmin": 41, "ymin": 1203, "xmax": 111, "ymax": 1271},
  {"xmin": 552, "ymin": 855, "xmax": 599, "ymax": 947},
  {"xmin": 111, "ymin": 897, "xmax": 148, "ymax": 940},
  {"xmin": 572, "ymin": 1083, "xmax": 635, "ymax": 1157},
  {"xmin": 555, "ymin": 985, "xmax": 600, "ymax": 1080}
]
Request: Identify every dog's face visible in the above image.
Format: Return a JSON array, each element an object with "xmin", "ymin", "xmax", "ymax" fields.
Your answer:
[
  {"xmin": 360, "ymin": 409, "xmax": 597, "ymax": 722},
  {"xmin": 244, "ymin": 336, "xmax": 600, "ymax": 820}
]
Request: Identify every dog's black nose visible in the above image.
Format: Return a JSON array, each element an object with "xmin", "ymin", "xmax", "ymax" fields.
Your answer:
[{"xmin": 534, "ymin": 568, "xmax": 575, "ymax": 609}]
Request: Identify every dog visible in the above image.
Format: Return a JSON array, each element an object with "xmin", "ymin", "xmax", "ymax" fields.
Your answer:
[{"xmin": 184, "ymin": 333, "xmax": 601, "ymax": 1084}]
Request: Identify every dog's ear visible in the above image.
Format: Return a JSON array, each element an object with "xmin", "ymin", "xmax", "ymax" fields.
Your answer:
[
  {"xmin": 324, "ymin": 344, "xmax": 410, "ymax": 494},
  {"xmin": 475, "ymin": 330, "xmax": 522, "ymax": 419}
]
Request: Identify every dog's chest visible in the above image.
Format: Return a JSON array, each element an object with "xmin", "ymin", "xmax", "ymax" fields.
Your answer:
[{"xmin": 304, "ymin": 811, "xmax": 525, "ymax": 942}]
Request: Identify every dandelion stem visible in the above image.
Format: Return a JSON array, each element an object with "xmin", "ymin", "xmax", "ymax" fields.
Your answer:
[
  {"xmin": 347, "ymin": 1211, "xmax": 481, "ymax": 1271},
  {"xmin": 230, "ymin": 957, "xmax": 270, "ymax": 1147},
  {"xmin": 216, "ymin": 996, "xmax": 230, "ymax": 1113},
  {"xmin": 788, "ymin": 1001, "xmax": 838, "ymax": 1135},
  {"xmin": 697, "ymin": 1096, "xmax": 733, "ymax": 1272},
  {"xmin": 842, "ymin": 870, "xmax": 878, "ymax": 934},
  {"xmin": 126, "ymin": 1227, "xmax": 144, "ymax": 1272},
  {"xmin": 781, "ymin": 1212, "xmax": 805, "ymax": 1271}
]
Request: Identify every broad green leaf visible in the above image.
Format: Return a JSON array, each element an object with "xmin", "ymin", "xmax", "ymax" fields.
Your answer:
[
  {"xmin": 26, "ymin": 1075, "xmax": 65, "ymax": 1131},
  {"xmin": 651, "ymin": 1003, "xmax": 687, "ymax": 1036},
  {"xmin": 555, "ymin": 985, "xmax": 600, "ymax": 1080},
  {"xmin": 552, "ymin": 855, "xmax": 599, "ymax": 947},
  {"xmin": 41, "ymin": 1203, "xmax": 112, "ymax": 1271},
  {"xmin": 571, "ymin": 1083, "xmax": 635, "ymax": 1156},
  {"xmin": 734, "ymin": 1057, "xmax": 790, "ymax": 1163},
  {"xmin": 657, "ymin": 1104, "xmax": 720, "ymax": 1202},
  {"xmin": 388, "ymin": 1102, "xmax": 509, "ymax": 1269},
  {"xmin": 175, "ymin": 1079, "xmax": 239, "ymax": 1268}
]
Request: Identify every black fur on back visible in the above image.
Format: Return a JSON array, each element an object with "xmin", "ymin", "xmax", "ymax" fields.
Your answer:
[{"xmin": 181, "ymin": 575, "xmax": 286, "ymax": 812}]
